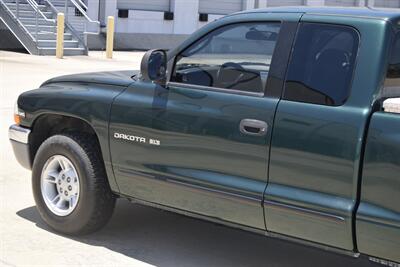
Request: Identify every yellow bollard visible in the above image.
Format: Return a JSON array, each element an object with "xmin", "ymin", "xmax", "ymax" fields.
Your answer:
[
  {"xmin": 56, "ymin": 13, "xmax": 65, "ymax": 59},
  {"xmin": 106, "ymin": 16, "xmax": 115, "ymax": 59}
]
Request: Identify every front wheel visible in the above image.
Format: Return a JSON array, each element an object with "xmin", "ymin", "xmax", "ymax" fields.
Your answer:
[{"xmin": 32, "ymin": 133, "xmax": 116, "ymax": 235}]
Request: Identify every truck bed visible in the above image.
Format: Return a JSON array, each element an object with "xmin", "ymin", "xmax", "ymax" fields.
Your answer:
[{"xmin": 357, "ymin": 104, "xmax": 400, "ymax": 263}]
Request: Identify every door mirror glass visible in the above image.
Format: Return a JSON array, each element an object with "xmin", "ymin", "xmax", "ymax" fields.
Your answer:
[{"xmin": 140, "ymin": 49, "xmax": 167, "ymax": 85}]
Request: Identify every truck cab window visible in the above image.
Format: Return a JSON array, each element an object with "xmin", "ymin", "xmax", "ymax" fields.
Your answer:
[
  {"xmin": 283, "ymin": 23, "xmax": 359, "ymax": 106},
  {"xmin": 171, "ymin": 22, "xmax": 281, "ymax": 93},
  {"xmin": 384, "ymin": 32, "xmax": 400, "ymax": 89}
]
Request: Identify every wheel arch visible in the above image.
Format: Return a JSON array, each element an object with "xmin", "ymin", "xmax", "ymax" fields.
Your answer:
[
  {"xmin": 29, "ymin": 113, "xmax": 98, "ymax": 161},
  {"xmin": 28, "ymin": 113, "xmax": 120, "ymax": 193}
]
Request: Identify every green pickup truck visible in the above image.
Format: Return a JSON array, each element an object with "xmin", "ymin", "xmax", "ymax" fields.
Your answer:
[{"xmin": 8, "ymin": 6, "xmax": 400, "ymax": 266}]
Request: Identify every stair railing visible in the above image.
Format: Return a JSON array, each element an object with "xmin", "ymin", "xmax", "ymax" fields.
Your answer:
[
  {"xmin": 0, "ymin": 0, "xmax": 33, "ymax": 40},
  {"xmin": 45, "ymin": 0, "xmax": 99, "ymax": 49},
  {"xmin": 69, "ymin": 0, "xmax": 100, "ymax": 47},
  {"xmin": 25, "ymin": 0, "xmax": 56, "ymax": 39},
  {"xmin": 0, "ymin": 0, "xmax": 55, "ymax": 42}
]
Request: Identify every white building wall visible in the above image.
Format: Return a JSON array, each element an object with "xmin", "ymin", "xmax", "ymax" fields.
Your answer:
[
  {"xmin": 104, "ymin": 0, "xmax": 400, "ymax": 36},
  {"xmin": 172, "ymin": 0, "xmax": 199, "ymax": 34},
  {"xmin": 199, "ymin": 0, "xmax": 244, "ymax": 14},
  {"xmin": 266, "ymin": 0, "xmax": 306, "ymax": 7},
  {"xmin": 87, "ymin": 0, "xmax": 99, "ymax": 20},
  {"xmin": 117, "ymin": 0, "xmax": 170, "ymax": 11},
  {"xmin": 105, "ymin": 0, "xmax": 117, "ymax": 25},
  {"xmin": 116, "ymin": 10, "xmax": 174, "ymax": 34},
  {"xmin": 305, "ymin": 0, "xmax": 326, "ymax": 5},
  {"xmin": 91, "ymin": 0, "xmax": 400, "ymax": 49},
  {"xmin": 375, "ymin": 0, "xmax": 400, "ymax": 7},
  {"xmin": 325, "ymin": 0, "xmax": 358, "ymax": 6},
  {"xmin": 114, "ymin": 0, "xmax": 224, "ymax": 35}
]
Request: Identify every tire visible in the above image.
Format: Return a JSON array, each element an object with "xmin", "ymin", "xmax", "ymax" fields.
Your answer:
[{"xmin": 32, "ymin": 133, "xmax": 116, "ymax": 235}]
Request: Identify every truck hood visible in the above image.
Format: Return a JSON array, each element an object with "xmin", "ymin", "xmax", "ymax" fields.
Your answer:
[{"xmin": 41, "ymin": 70, "xmax": 139, "ymax": 87}]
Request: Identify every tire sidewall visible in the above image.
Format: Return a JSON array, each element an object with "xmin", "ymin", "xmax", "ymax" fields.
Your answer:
[{"xmin": 32, "ymin": 135, "xmax": 97, "ymax": 234}]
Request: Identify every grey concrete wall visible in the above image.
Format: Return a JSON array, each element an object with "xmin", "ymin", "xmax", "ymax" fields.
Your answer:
[
  {"xmin": 88, "ymin": 32, "xmax": 189, "ymax": 51},
  {"xmin": 0, "ymin": 20, "xmax": 25, "ymax": 51},
  {"xmin": 114, "ymin": 33, "xmax": 189, "ymax": 50},
  {"xmin": 0, "ymin": 25, "xmax": 185, "ymax": 52},
  {"xmin": 0, "ymin": 20, "xmax": 7, "ymax": 29}
]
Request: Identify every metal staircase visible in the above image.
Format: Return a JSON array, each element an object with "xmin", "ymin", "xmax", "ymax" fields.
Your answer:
[{"xmin": 0, "ymin": 0, "xmax": 99, "ymax": 55}]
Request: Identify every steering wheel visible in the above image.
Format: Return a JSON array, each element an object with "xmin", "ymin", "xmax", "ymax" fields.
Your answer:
[{"xmin": 216, "ymin": 62, "xmax": 245, "ymax": 88}]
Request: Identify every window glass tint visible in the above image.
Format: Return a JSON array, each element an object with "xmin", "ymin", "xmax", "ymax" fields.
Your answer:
[
  {"xmin": 284, "ymin": 23, "xmax": 359, "ymax": 106},
  {"xmin": 171, "ymin": 23, "xmax": 281, "ymax": 93},
  {"xmin": 385, "ymin": 33, "xmax": 400, "ymax": 89}
]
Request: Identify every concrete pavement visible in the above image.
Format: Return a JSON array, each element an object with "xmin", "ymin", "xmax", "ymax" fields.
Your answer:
[{"xmin": 0, "ymin": 51, "xmax": 377, "ymax": 267}]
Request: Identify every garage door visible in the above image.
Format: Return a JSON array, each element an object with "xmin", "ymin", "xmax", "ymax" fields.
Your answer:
[
  {"xmin": 325, "ymin": 0, "xmax": 357, "ymax": 6},
  {"xmin": 199, "ymin": 0, "xmax": 243, "ymax": 14},
  {"xmin": 266, "ymin": 0, "xmax": 304, "ymax": 7},
  {"xmin": 374, "ymin": 0, "xmax": 400, "ymax": 8},
  {"xmin": 117, "ymin": 0, "xmax": 170, "ymax": 11}
]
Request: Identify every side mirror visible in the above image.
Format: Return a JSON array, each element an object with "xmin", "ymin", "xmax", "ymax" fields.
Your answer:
[{"xmin": 140, "ymin": 49, "xmax": 167, "ymax": 86}]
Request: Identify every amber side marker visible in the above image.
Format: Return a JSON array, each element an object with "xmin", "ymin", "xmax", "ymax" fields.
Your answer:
[{"xmin": 14, "ymin": 114, "xmax": 21, "ymax": 125}]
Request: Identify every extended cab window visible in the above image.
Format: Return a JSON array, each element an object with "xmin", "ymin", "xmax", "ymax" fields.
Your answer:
[
  {"xmin": 284, "ymin": 23, "xmax": 359, "ymax": 106},
  {"xmin": 171, "ymin": 22, "xmax": 281, "ymax": 93},
  {"xmin": 384, "ymin": 32, "xmax": 400, "ymax": 89}
]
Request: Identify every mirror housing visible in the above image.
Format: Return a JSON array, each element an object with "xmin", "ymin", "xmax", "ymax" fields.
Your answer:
[
  {"xmin": 140, "ymin": 49, "xmax": 167, "ymax": 86},
  {"xmin": 245, "ymin": 30, "xmax": 278, "ymax": 41}
]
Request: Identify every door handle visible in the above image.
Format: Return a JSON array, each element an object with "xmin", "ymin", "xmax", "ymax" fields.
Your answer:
[{"xmin": 239, "ymin": 119, "xmax": 268, "ymax": 136}]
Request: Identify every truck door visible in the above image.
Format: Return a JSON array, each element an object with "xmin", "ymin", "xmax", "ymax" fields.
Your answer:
[
  {"xmin": 109, "ymin": 14, "xmax": 300, "ymax": 229},
  {"xmin": 265, "ymin": 19, "xmax": 365, "ymax": 250}
]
